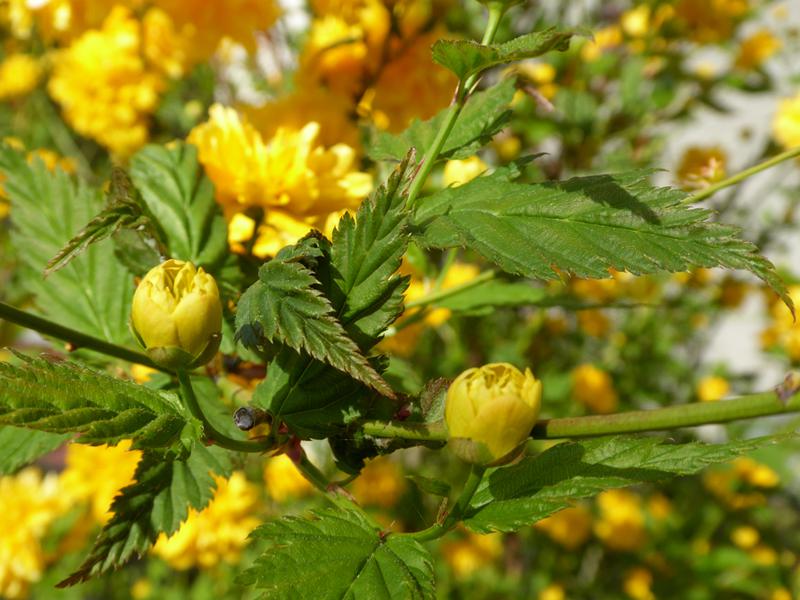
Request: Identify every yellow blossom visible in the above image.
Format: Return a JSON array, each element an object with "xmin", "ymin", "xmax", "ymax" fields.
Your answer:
[
  {"xmin": 623, "ymin": 567, "xmax": 655, "ymax": 600},
  {"xmin": 676, "ymin": 146, "xmax": 727, "ymax": 191},
  {"xmin": 516, "ymin": 61, "xmax": 558, "ymax": 99},
  {"xmin": 534, "ymin": 505, "xmax": 592, "ymax": 550},
  {"xmin": 189, "ymin": 104, "xmax": 371, "ymax": 257},
  {"xmin": 156, "ymin": 0, "xmax": 280, "ymax": 61},
  {"xmin": 704, "ymin": 457, "xmax": 779, "ymax": 509},
  {"xmin": 751, "ymin": 544, "xmax": 778, "ymax": 566},
  {"xmin": 351, "ymin": 457, "xmax": 406, "ymax": 508},
  {"xmin": 773, "ymin": 92, "xmax": 800, "ymax": 151},
  {"xmin": 731, "ymin": 525, "xmax": 759, "ymax": 549},
  {"xmin": 581, "ymin": 26, "xmax": 622, "ymax": 62},
  {"xmin": 675, "ymin": 0, "xmax": 749, "ymax": 44},
  {"xmin": 59, "ymin": 440, "xmax": 142, "ymax": 524},
  {"xmin": 0, "ymin": 142, "xmax": 75, "ymax": 216},
  {"xmin": 264, "ymin": 455, "xmax": 313, "ymax": 503},
  {"xmin": 594, "ymin": 489, "xmax": 646, "ymax": 552},
  {"xmin": 647, "ymin": 493, "xmax": 672, "ymax": 520},
  {"xmin": 577, "ymin": 309, "xmax": 611, "ymax": 337},
  {"xmin": 0, "ymin": 468, "xmax": 68, "ymax": 600},
  {"xmin": 571, "ymin": 363, "xmax": 618, "ymax": 414},
  {"xmin": 539, "ymin": 583, "xmax": 566, "ymax": 600},
  {"xmin": 771, "ymin": 588, "xmax": 793, "ymax": 600},
  {"xmin": 442, "ymin": 532, "xmax": 503, "ymax": 579},
  {"xmin": 697, "ymin": 375, "xmax": 730, "ymax": 402},
  {"xmin": 370, "ymin": 29, "xmax": 458, "ymax": 132},
  {"xmin": 152, "ymin": 472, "xmax": 261, "ymax": 569},
  {"xmin": 0, "ymin": 54, "xmax": 41, "ymax": 100},
  {"xmin": 443, "ymin": 156, "xmax": 488, "ymax": 187},
  {"xmin": 621, "ymin": 5, "xmax": 651, "ymax": 38},
  {"xmin": 48, "ymin": 7, "xmax": 172, "ymax": 157},
  {"xmin": 735, "ymin": 30, "xmax": 781, "ymax": 71}
]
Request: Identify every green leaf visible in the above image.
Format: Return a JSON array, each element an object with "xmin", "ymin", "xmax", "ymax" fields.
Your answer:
[
  {"xmin": 0, "ymin": 426, "xmax": 69, "ymax": 475},
  {"xmin": 368, "ymin": 78, "xmax": 516, "ymax": 162},
  {"xmin": 432, "ymin": 28, "xmax": 574, "ymax": 81},
  {"xmin": 464, "ymin": 435, "xmax": 787, "ymax": 533},
  {"xmin": 0, "ymin": 353, "xmax": 188, "ymax": 448},
  {"xmin": 236, "ymin": 235, "xmax": 393, "ymax": 397},
  {"xmin": 58, "ymin": 442, "xmax": 231, "ymax": 586},
  {"xmin": 251, "ymin": 157, "xmax": 413, "ymax": 438},
  {"xmin": 0, "ymin": 143, "xmax": 135, "ymax": 345},
  {"xmin": 425, "ymin": 278, "xmax": 548, "ymax": 315},
  {"xmin": 45, "ymin": 168, "xmax": 165, "ymax": 275},
  {"xmin": 240, "ymin": 508, "xmax": 434, "ymax": 599},
  {"xmin": 129, "ymin": 142, "xmax": 227, "ymax": 271},
  {"xmin": 414, "ymin": 171, "xmax": 792, "ymax": 312}
]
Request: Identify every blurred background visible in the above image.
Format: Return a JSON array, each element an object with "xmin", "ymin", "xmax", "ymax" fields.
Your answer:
[{"xmin": 1, "ymin": 0, "xmax": 800, "ymax": 598}]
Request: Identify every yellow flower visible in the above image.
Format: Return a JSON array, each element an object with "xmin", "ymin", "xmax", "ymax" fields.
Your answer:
[
  {"xmin": 577, "ymin": 309, "xmax": 611, "ymax": 337},
  {"xmin": 263, "ymin": 455, "xmax": 313, "ymax": 503},
  {"xmin": 534, "ymin": 505, "xmax": 592, "ymax": 550},
  {"xmin": 735, "ymin": 30, "xmax": 781, "ymax": 71},
  {"xmin": 351, "ymin": 457, "xmax": 406, "ymax": 508},
  {"xmin": 538, "ymin": 583, "xmax": 566, "ymax": 600},
  {"xmin": 623, "ymin": 567, "xmax": 655, "ymax": 600},
  {"xmin": 189, "ymin": 104, "xmax": 371, "ymax": 257},
  {"xmin": 676, "ymin": 146, "xmax": 727, "ymax": 191},
  {"xmin": 675, "ymin": 0, "xmax": 748, "ymax": 44},
  {"xmin": 703, "ymin": 457, "xmax": 779, "ymax": 509},
  {"xmin": 59, "ymin": 440, "xmax": 142, "ymax": 524},
  {"xmin": 156, "ymin": 0, "xmax": 280, "ymax": 61},
  {"xmin": 48, "ymin": 7, "xmax": 168, "ymax": 157},
  {"xmin": 0, "ymin": 142, "xmax": 75, "ymax": 217},
  {"xmin": 142, "ymin": 7, "xmax": 192, "ymax": 78},
  {"xmin": 581, "ymin": 26, "xmax": 622, "ymax": 62},
  {"xmin": 697, "ymin": 375, "xmax": 730, "ymax": 402},
  {"xmin": 750, "ymin": 544, "xmax": 778, "ymax": 566},
  {"xmin": 441, "ymin": 532, "xmax": 503, "ymax": 579},
  {"xmin": 370, "ymin": 29, "xmax": 458, "ymax": 132},
  {"xmin": 152, "ymin": 472, "xmax": 261, "ymax": 569},
  {"xmin": 131, "ymin": 259, "xmax": 222, "ymax": 369},
  {"xmin": 571, "ymin": 364, "xmax": 618, "ymax": 414},
  {"xmin": 515, "ymin": 61, "xmax": 558, "ymax": 100},
  {"xmin": 442, "ymin": 156, "xmax": 488, "ymax": 188},
  {"xmin": 445, "ymin": 363, "xmax": 542, "ymax": 465},
  {"xmin": 594, "ymin": 489, "xmax": 646, "ymax": 552},
  {"xmin": 773, "ymin": 92, "xmax": 800, "ymax": 151},
  {"xmin": 0, "ymin": 468, "xmax": 68, "ymax": 600},
  {"xmin": 0, "ymin": 54, "xmax": 41, "ymax": 100},
  {"xmin": 731, "ymin": 525, "xmax": 759, "ymax": 549},
  {"xmin": 621, "ymin": 5, "xmax": 651, "ymax": 38}
]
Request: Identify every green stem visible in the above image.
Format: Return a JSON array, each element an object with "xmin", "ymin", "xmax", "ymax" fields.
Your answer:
[
  {"xmin": 406, "ymin": 270, "xmax": 497, "ymax": 309},
  {"xmin": 685, "ymin": 146, "xmax": 800, "ymax": 204},
  {"xmin": 406, "ymin": 465, "xmax": 485, "ymax": 542},
  {"xmin": 176, "ymin": 370, "xmax": 273, "ymax": 453},
  {"xmin": 406, "ymin": 2, "xmax": 506, "ymax": 206},
  {"xmin": 296, "ymin": 452, "xmax": 362, "ymax": 511},
  {"xmin": 0, "ymin": 300, "xmax": 161, "ymax": 369},
  {"xmin": 360, "ymin": 388, "xmax": 800, "ymax": 442}
]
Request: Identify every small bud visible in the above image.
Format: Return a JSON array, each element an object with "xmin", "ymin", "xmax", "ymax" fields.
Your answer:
[
  {"xmin": 131, "ymin": 259, "xmax": 222, "ymax": 369},
  {"xmin": 445, "ymin": 363, "xmax": 542, "ymax": 465}
]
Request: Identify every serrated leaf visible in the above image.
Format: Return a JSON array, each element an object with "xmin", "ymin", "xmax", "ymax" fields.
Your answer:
[
  {"xmin": 0, "ymin": 426, "xmax": 69, "ymax": 475},
  {"xmin": 236, "ymin": 236, "xmax": 393, "ymax": 397},
  {"xmin": 59, "ymin": 442, "xmax": 231, "ymax": 586},
  {"xmin": 240, "ymin": 508, "xmax": 434, "ymax": 599},
  {"xmin": 0, "ymin": 353, "xmax": 187, "ymax": 447},
  {"xmin": 432, "ymin": 28, "xmax": 574, "ymax": 81},
  {"xmin": 368, "ymin": 78, "xmax": 516, "ymax": 162},
  {"xmin": 413, "ymin": 170, "xmax": 792, "ymax": 313},
  {"xmin": 252, "ymin": 157, "xmax": 413, "ymax": 438},
  {"xmin": 464, "ymin": 435, "xmax": 787, "ymax": 533},
  {"xmin": 0, "ymin": 143, "xmax": 135, "ymax": 346},
  {"xmin": 427, "ymin": 279, "xmax": 548, "ymax": 314},
  {"xmin": 408, "ymin": 475, "xmax": 451, "ymax": 497},
  {"xmin": 129, "ymin": 142, "xmax": 227, "ymax": 271},
  {"xmin": 45, "ymin": 168, "xmax": 164, "ymax": 275}
]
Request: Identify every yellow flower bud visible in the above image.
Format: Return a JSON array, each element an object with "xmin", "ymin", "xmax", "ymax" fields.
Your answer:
[
  {"xmin": 445, "ymin": 363, "xmax": 542, "ymax": 465},
  {"xmin": 131, "ymin": 259, "xmax": 222, "ymax": 369}
]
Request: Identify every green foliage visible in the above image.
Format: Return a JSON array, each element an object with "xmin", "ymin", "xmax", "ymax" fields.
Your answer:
[
  {"xmin": 432, "ymin": 28, "xmax": 574, "ymax": 81},
  {"xmin": 249, "ymin": 158, "xmax": 412, "ymax": 438},
  {"xmin": 59, "ymin": 443, "xmax": 231, "ymax": 587},
  {"xmin": 0, "ymin": 354, "xmax": 188, "ymax": 448},
  {"xmin": 236, "ymin": 236, "xmax": 393, "ymax": 397},
  {"xmin": 368, "ymin": 78, "xmax": 516, "ymax": 162},
  {"xmin": 464, "ymin": 435, "xmax": 787, "ymax": 533},
  {"xmin": 423, "ymin": 278, "xmax": 548, "ymax": 315},
  {"xmin": 45, "ymin": 168, "xmax": 164, "ymax": 275},
  {"xmin": 0, "ymin": 426, "xmax": 69, "ymax": 475},
  {"xmin": 413, "ymin": 170, "xmax": 792, "ymax": 311},
  {"xmin": 0, "ymin": 142, "xmax": 135, "ymax": 346},
  {"xmin": 129, "ymin": 142, "xmax": 228, "ymax": 271},
  {"xmin": 240, "ymin": 508, "xmax": 434, "ymax": 599}
]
